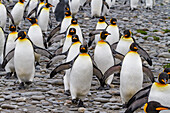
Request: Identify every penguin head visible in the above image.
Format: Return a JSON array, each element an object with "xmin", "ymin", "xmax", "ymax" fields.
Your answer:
[
  {"xmin": 9, "ymin": 25, "xmax": 16, "ymax": 32},
  {"xmin": 68, "ymin": 28, "xmax": 76, "ymax": 35},
  {"xmin": 80, "ymin": 45, "xmax": 88, "ymax": 53},
  {"xmin": 130, "ymin": 43, "xmax": 138, "ymax": 51},
  {"xmin": 144, "ymin": 101, "xmax": 170, "ymax": 113},
  {"xmin": 99, "ymin": 16, "xmax": 106, "ymax": 22},
  {"xmin": 124, "ymin": 30, "xmax": 131, "ymax": 38},
  {"xmin": 16, "ymin": 31, "xmax": 27, "ymax": 41},
  {"xmin": 19, "ymin": 0, "xmax": 25, "ymax": 3},
  {"xmin": 45, "ymin": 3, "xmax": 53, "ymax": 8},
  {"xmin": 71, "ymin": 18, "xmax": 78, "ymax": 24},
  {"xmin": 40, "ymin": 0, "xmax": 44, "ymax": 2},
  {"xmin": 110, "ymin": 18, "xmax": 117, "ymax": 25},
  {"xmin": 26, "ymin": 17, "xmax": 38, "ymax": 24},
  {"xmin": 100, "ymin": 31, "xmax": 111, "ymax": 40},
  {"xmin": 164, "ymin": 68, "xmax": 170, "ymax": 75},
  {"xmin": 65, "ymin": 10, "xmax": 71, "ymax": 16},
  {"xmin": 72, "ymin": 34, "xmax": 79, "ymax": 42},
  {"xmin": 158, "ymin": 72, "xmax": 169, "ymax": 84}
]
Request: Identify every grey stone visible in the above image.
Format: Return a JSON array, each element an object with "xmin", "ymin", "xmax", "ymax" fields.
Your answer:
[
  {"xmin": 1, "ymin": 104, "xmax": 18, "ymax": 109},
  {"xmin": 31, "ymin": 95, "xmax": 45, "ymax": 100},
  {"xmin": 158, "ymin": 52, "xmax": 170, "ymax": 58}
]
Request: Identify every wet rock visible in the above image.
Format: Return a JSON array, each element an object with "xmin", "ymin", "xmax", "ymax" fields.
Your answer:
[
  {"xmin": 1, "ymin": 104, "xmax": 18, "ymax": 109},
  {"xmin": 31, "ymin": 95, "xmax": 45, "ymax": 100},
  {"xmin": 158, "ymin": 52, "xmax": 170, "ymax": 58},
  {"xmin": 94, "ymin": 98, "xmax": 110, "ymax": 103}
]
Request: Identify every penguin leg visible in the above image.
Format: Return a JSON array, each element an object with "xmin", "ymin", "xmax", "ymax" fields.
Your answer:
[
  {"xmin": 5, "ymin": 72, "xmax": 13, "ymax": 79},
  {"xmin": 122, "ymin": 102, "xmax": 128, "ymax": 108},
  {"xmin": 18, "ymin": 82, "xmax": 25, "ymax": 89},
  {"xmin": 72, "ymin": 98, "xmax": 79, "ymax": 104},
  {"xmin": 79, "ymin": 6, "xmax": 84, "ymax": 11},
  {"xmin": 25, "ymin": 81, "xmax": 32, "ymax": 86},
  {"xmin": 78, "ymin": 99, "xmax": 85, "ymax": 107},
  {"xmin": 64, "ymin": 90, "xmax": 71, "ymax": 96},
  {"xmin": 13, "ymin": 72, "xmax": 18, "ymax": 79}
]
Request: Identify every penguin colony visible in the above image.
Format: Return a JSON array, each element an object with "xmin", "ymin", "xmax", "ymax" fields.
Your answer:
[{"xmin": 0, "ymin": 0, "xmax": 169, "ymax": 112}]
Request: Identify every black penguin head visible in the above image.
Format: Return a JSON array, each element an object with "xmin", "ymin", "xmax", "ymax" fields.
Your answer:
[
  {"xmin": 71, "ymin": 18, "xmax": 77, "ymax": 24},
  {"xmin": 40, "ymin": 0, "xmax": 44, "ymax": 2},
  {"xmin": 9, "ymin": 25, "xmax": 16, "ymax": 32},
  {"xmin": 68, "ymin": 28, "xmax": 76, "ymax": 35},
  {"xmin": 16, "ymin": 31, "xmax": 27, "ymax": 40},
  {"xmin": 144, "ymin": 101, "xmax": 170, "ymax": 113},
  {"xmin": 158, "ymin": 72, "xmax": 169, "ymax": 84},
  {"xmin": 130, "ymin": 43, "xmax": 138, "ymax": 51},
  {"xmin": 99, "ymin": 16, "xmax": 106, "ymax": 22},
  {"xmin": 100, "ymin": 31, "xmax": 110, "ymax": 40},
  {"xmin": 80, "ymin": 45, "xmax": 88, "ymax": 53},
  {"xmin": 124, "ymin": 30, "xmax": 131, "ymax": 38},
  {"xmin": 164, "ymin": 68, "xmax": 170, "ymax": 75},
  {"xmin": 65, "ymin": 10, "xmax": 71, "ymax": 16},
  {"xmin": 72, "ymin": 34, "xmax": 79, "ymax": 42},
  {"xmin": 26, "ymin": 17, "xmax": 38, "ymax": 24},
  {"xmin": 110, "ymin": 18, "xmax": 117, "ymax": 25},
  {"xmin": 45, "ymin": 3, "xmax": 53, "ymax": 8},
  {"xmin": 19, "ymin": 0, "xmax": 24, "ymax": 3}
]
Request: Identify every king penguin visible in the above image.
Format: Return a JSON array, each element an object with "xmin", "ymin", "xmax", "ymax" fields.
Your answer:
[
  {"xmin": 115, "ymin": 30, "xmax": 134, "ymax": 56},
  {"xmin": 63, "ymin": 34, "xmax": 82, "ymax": 95},
  {"xmin": 0, "ymin": 27, "xmax": 5, "ymax": 64},
  {"xmin": 91, "ymin": 0, "xmax": 102, "ymax": 18},
  {"xmin": 4, "ymin": 25, "xmax": 18, "ymax": 79},
  {"xmin": 60, "ymin": 9, "xmax": 72, "ymax": 33},
  {"xmin": 94, "ymin": 31, "xmax": 115, "ymax": 89},
  {"xmin": 106, "ymin": 18, "xmax": 120, "ymax": 45},
  {"xmin": 94, "ymin": 16, "xmax": 108, "ymax": 44},
  {"xmin": 66, "ymin": 18, "xmax": 83, "ymax": 44},
  {"xmin": 11, "ymin": 0, "xmax": 25, "ymax": 28},
  {"xmin": 0, "ymin": 0, "xmax": 7, "ymax": 29},
  {"xmin": 27, "ymin": 17, "xmax": 46, "ymax": 64},
  {"xmin": 69, "ymin": 0, "xmax": 80, "ymax": 17},
  {"xmin": 62, "ymin": 28, "xmax": 76, "ymax": 53},
  {"xmin": 38, "ymin": 3, "xmax": 53, "ymax": 33}
]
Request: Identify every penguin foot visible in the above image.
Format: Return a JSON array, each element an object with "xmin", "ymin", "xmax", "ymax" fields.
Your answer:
[
  {"xmin": 78, "ymin": 100, "xmax": 85, "ymax": 108},
  {"xmin": 25, "ymin": 81, "xmax": 32, "ymax": 86},
  {"xmin": 122, "ymin": 103, "xmax": 128, "ymax": 108},
  {"xmin": 97, "ymin": 86, "xmax": 106, "ymax": 90},
  {"xmin": 0, "ymin": 64, "xmax": 5, "ymax": 71},
  {"xmin": 36, "ymin": 62, "xmax": 40, "ymax": 66},
  {"xmin": 18, "ymin": 82, "xmax": 25, "ymax": 90},
  {"xmin": 72, "ymin": 99, "xmax": 78, "ymax": 104},
  {"xmin": 13, "ymin": 72, "xmax": 18, "ymax": 79},
  {"xmin": 79, "ymin": 6, "xmax": 84, "ymax": 11},
  {"xmin": 64, "ymin": 90, "xmax": 70, "ymax": 96},
  {"xmin": 5, "ymin": 72, "xmax": 13, "ymax": 79},
  {"xmin": 97, "ymin": 85, "xmax": 111, "ymax": 90},
  {"xmin": 146, "ymin": 7, "xmax": 151, "ymax": 10}
]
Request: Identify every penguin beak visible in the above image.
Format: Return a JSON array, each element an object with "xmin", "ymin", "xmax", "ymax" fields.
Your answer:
[
  {"xmin": 134, "ymin": 47, "xmax": 138, "ymax": 49},
  {"xmin": 26, "ymin": 18, "xmax": 31, "ymax": 21},
  {"xmin": 167, "ymin": 72, "xmax": 170, "ymax": 75},
  {"xmin": 124, "ymin": 34, "xmax": 128, "ymax": 37},
  {"xmin": 162, "ymin": 78, "xmax": 167, "ymax": 84},
  {"xmin": 49, "ymin": 4, "xmax": 53, "ymax": 7},
  {"xmin": 106, "ymin": 33, "xmax": 111, "ymax": 36},
  {"xmin": 156, "ymin": 107, "xmax": 170, "ymax": 111}
]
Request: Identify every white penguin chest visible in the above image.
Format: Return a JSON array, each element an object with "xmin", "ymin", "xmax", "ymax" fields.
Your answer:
[
  {"xmin": 62, "ymin": 35, "xmax": 72, "ymax": 53},
  {"xmin": 6, "ymin": 33, "xmax": 18, "ymax": 54},
  {"xmin": 106, "ymin": 25, "xmax": 119, "ymax": 45},
  {"xmin": 94, "ymin": 41, "xmax": 114, "ymax": 73},
  {"xmin": 60, "ymin": 17, "xmax": 72, "ymax": 33}
]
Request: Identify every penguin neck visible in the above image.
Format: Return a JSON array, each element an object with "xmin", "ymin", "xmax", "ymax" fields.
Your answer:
[
  {"xmin": 155, "ymin": 82, "xmax": 168, "ymax": 87},
  {"xmin": 72, "ymin": 41, "xmax": 81, "ymax": 45},
  {"xmin": 32, "ymin": 23, "xmax": 38, "ymax": 26},
  {"xmin": 18, "ymin": 1, "xmax": 24, "ymax": 4},
  {"xmin": 80, "ymin": 53, "xmax": 89, "ymax": 56},
  {"xmin": 128, "ymin": 51, "xmax": 138, "ymax": 54},
  {"xmin": 65, "ymin": 15, "xmax": 72, "ymax": 18},
  {"xmin": 71, "ymin": 24, "xmax": 78, "ymax": 26},
  {"xmin": 10, "ymin": 31, "xmax": 17, "ymax": 34},
  {"xmin": 67, "ymin": 34, "xmax": 72, "ymax": 38},
  {"xmin": 40, "ymin": 2, "xmax": 44, "ymax": 4},
  {"xmin": 110, "ymin": 24, "xmax": 117, "ymax": 27},
  {"xmin": 98, "ymin": 21, "xmax": 105, "ymax": 24},
  {"xmin": 98, "ymin": 40, "xmax": 106, "ymax": 44},
  {"xmin": 123, "ymin": 36, "xmax": 132, "ymax": 40}
]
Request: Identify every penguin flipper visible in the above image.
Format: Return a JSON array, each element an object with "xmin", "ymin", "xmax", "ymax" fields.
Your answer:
[
  {"xmin": 136, "ymin": 43, "xmax": 152, "ymax": 66},
  {"xmin": 89, "ymin": 29, "xmax": 104, "ymax": 37},
  {"xmin": 37, "ymin": 5, "xmax": 45, "ymax": 17},
  {"xmin": 93, "ymin": 64, "xmax": 104, "ymax": 85},
  {"xmin": 88, "ymin": 35, "xmax": 95, "ymax": 47},
  {"xmin": 46, "ymin": 55, "xmax": 66, "ymax": 68},
  {"xmin": 27, "ymin": 7, "xmax": 38, "ymax": 18},
  {"xmin": 83, "ymin": 0, "xmax": 91, "ymax": 7},
  {"xmin": 2, "ymin": 48, "xmax": 15, "ymax": 68},
  {"xmin": 103, "ymin": 64, "xmax": 121, "ymax": 83},
  {"xmin": 103, "ymin": 1, "xmax": 109, "ymax": 9},
  {"xmin": 125, "ymin": 97, "xmax": 148, "ymax": 113},
  {"xmin": 110, "ymin": 42, "xmax": 118, "ymax": 50},
  {"xmin": 47, "ymin": 23, "xmax": 61, "ymax": 42},
  {"xmin": 126, "ymin": 84, "xmax": 152, "ymax": 108},
  {"xmin": 6, "ymin": 8, "xmax": 15, "ymax": 25},
  {"xmin": 50, "ymin": 61, "xmax": 73, "ymax": 78},
  {"xmin": 143, "ymin": 65, "xmax": 155, "ymax": 83},
  {"xmin": 3, "ymin": 35, "xmax": 8, "ymax": 59}
]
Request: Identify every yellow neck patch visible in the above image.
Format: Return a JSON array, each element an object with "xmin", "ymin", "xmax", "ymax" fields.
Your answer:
[
  {"xmin": 128, "ymin": 51, "xmax": 138, "ymax": 54},
  {"xmin": 18, "ymin": 2, "xmax": 24, "ymax": 5},
  {"xmin": 110, "ymin": 24, "xmax": 117, "ymax": 27},
  {"xmin": 98, "ymin": 22, "xmax": 105, "ymax": 24},
  {"xmin": 72, "ymin": 41, "xmax": 81, "ymax": 45},
  {"xmin": 65, "ymin": 16, "xmax": 72, "ymax": 19},
  {"xmin": 71, "ymin": 24, "xmax": 78, "ymax": 26},
  {"xmin": 155, "ymin": 82, "xmax": 168, "ymax": 87},
  {"xmin": 10, "ymin": 31, "xmax": 17, "ymax": 35},
  {"xmin": 32, "ymin": 23, "xmax": 38, "ymax": 26},
  {"xmin": 143, "ymin": 103, "xmax": 148, "ymax": 113},
  {"xmin": 67, "ymin": 34, "xmax": 72, "ymax": 38},
  {"xmin": 44, "ymin": 7, "xmax": 49, "ymax": 11},
  {"xmin": 40, "ymin": 2, "xmax": 44, "ymax": 5},
  {"xmin": 98, "ymin": 40, "xmax": 106, "ymax": 44},
  {"xmin": 80, "ymin": 53, "xmax": 89, "ymax": 56}
]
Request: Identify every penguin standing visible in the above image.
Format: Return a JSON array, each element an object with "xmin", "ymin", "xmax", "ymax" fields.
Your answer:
[
  {"xmin": 0, "ymin": 1, "xmax": 7, "ymax": 29},
  {"xmin": 145, "ymin": 0, "xmax": 154, "ymax": 9},
  {"xmin": 11, "ymin": 0, "xmax": 25, "ymax": 28},
  {"xmin": 60, "ymin": 10, "xmax": 72, "ymax": 33},
  {"xmin": 0, "ymin": 27, "xmax": 5, "ymax": 63},
  {"xmin": 27, "ymin": 0, "xmax": 38, "ymax": 17},
  {"xmin": 94, "ymin": 31, "xmax": 115, "ymax": 89},
  {"xmin": 38, "ymin": 3, "xmax": 53, "ymax": 33},
  {"xmin": 37, "ymin": 0, "xmax": 45, "ymax": 14},
  {"xmin": 91, "ymin": 0, "xmax": 102, "ymax": 18},
  {"xmin": 115, "ymin": 30, "xmax": 134, "ymax": 56},
  {"xmin": 50, "ymin": 45, "xmax": 103, "ymax": 107},
  {"xmin": 27, "ymin": 17, "xmax": 46, "ymax": 64},
  {"xmin": 130, "ymin": 0, "xmax": 139, "ymax": 10},
  {"xmin": 69, "ymin": 0, "xmax": 80, "ymax": 17},
  {"xmin": 94, "ymin": 16, "xmax": 108, "ymax": 44},
  {"xmin": 106, "ymin": 18, "xmax": 120, "ymax": 45},
  {"xmin": 4, "ymin": 25, "xmax": 18, "ymax": 78},
  {"xmin": 66, "ymin": 18, "xmax": 83, "ymax": 44},
  {"xmin": 62, "ymin": 28, "xmax": 76, "ymax": 53},
  {"xmin": 102, "ymin": 0, "xmax": 111, "ymax": 16},
  {"xmin": 120, "ymin": 43, "xmax": 143, "ymax": 104},
  {"xmin": 63, "ymin": 35, "xmax": 82, "ymax": 95}
]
